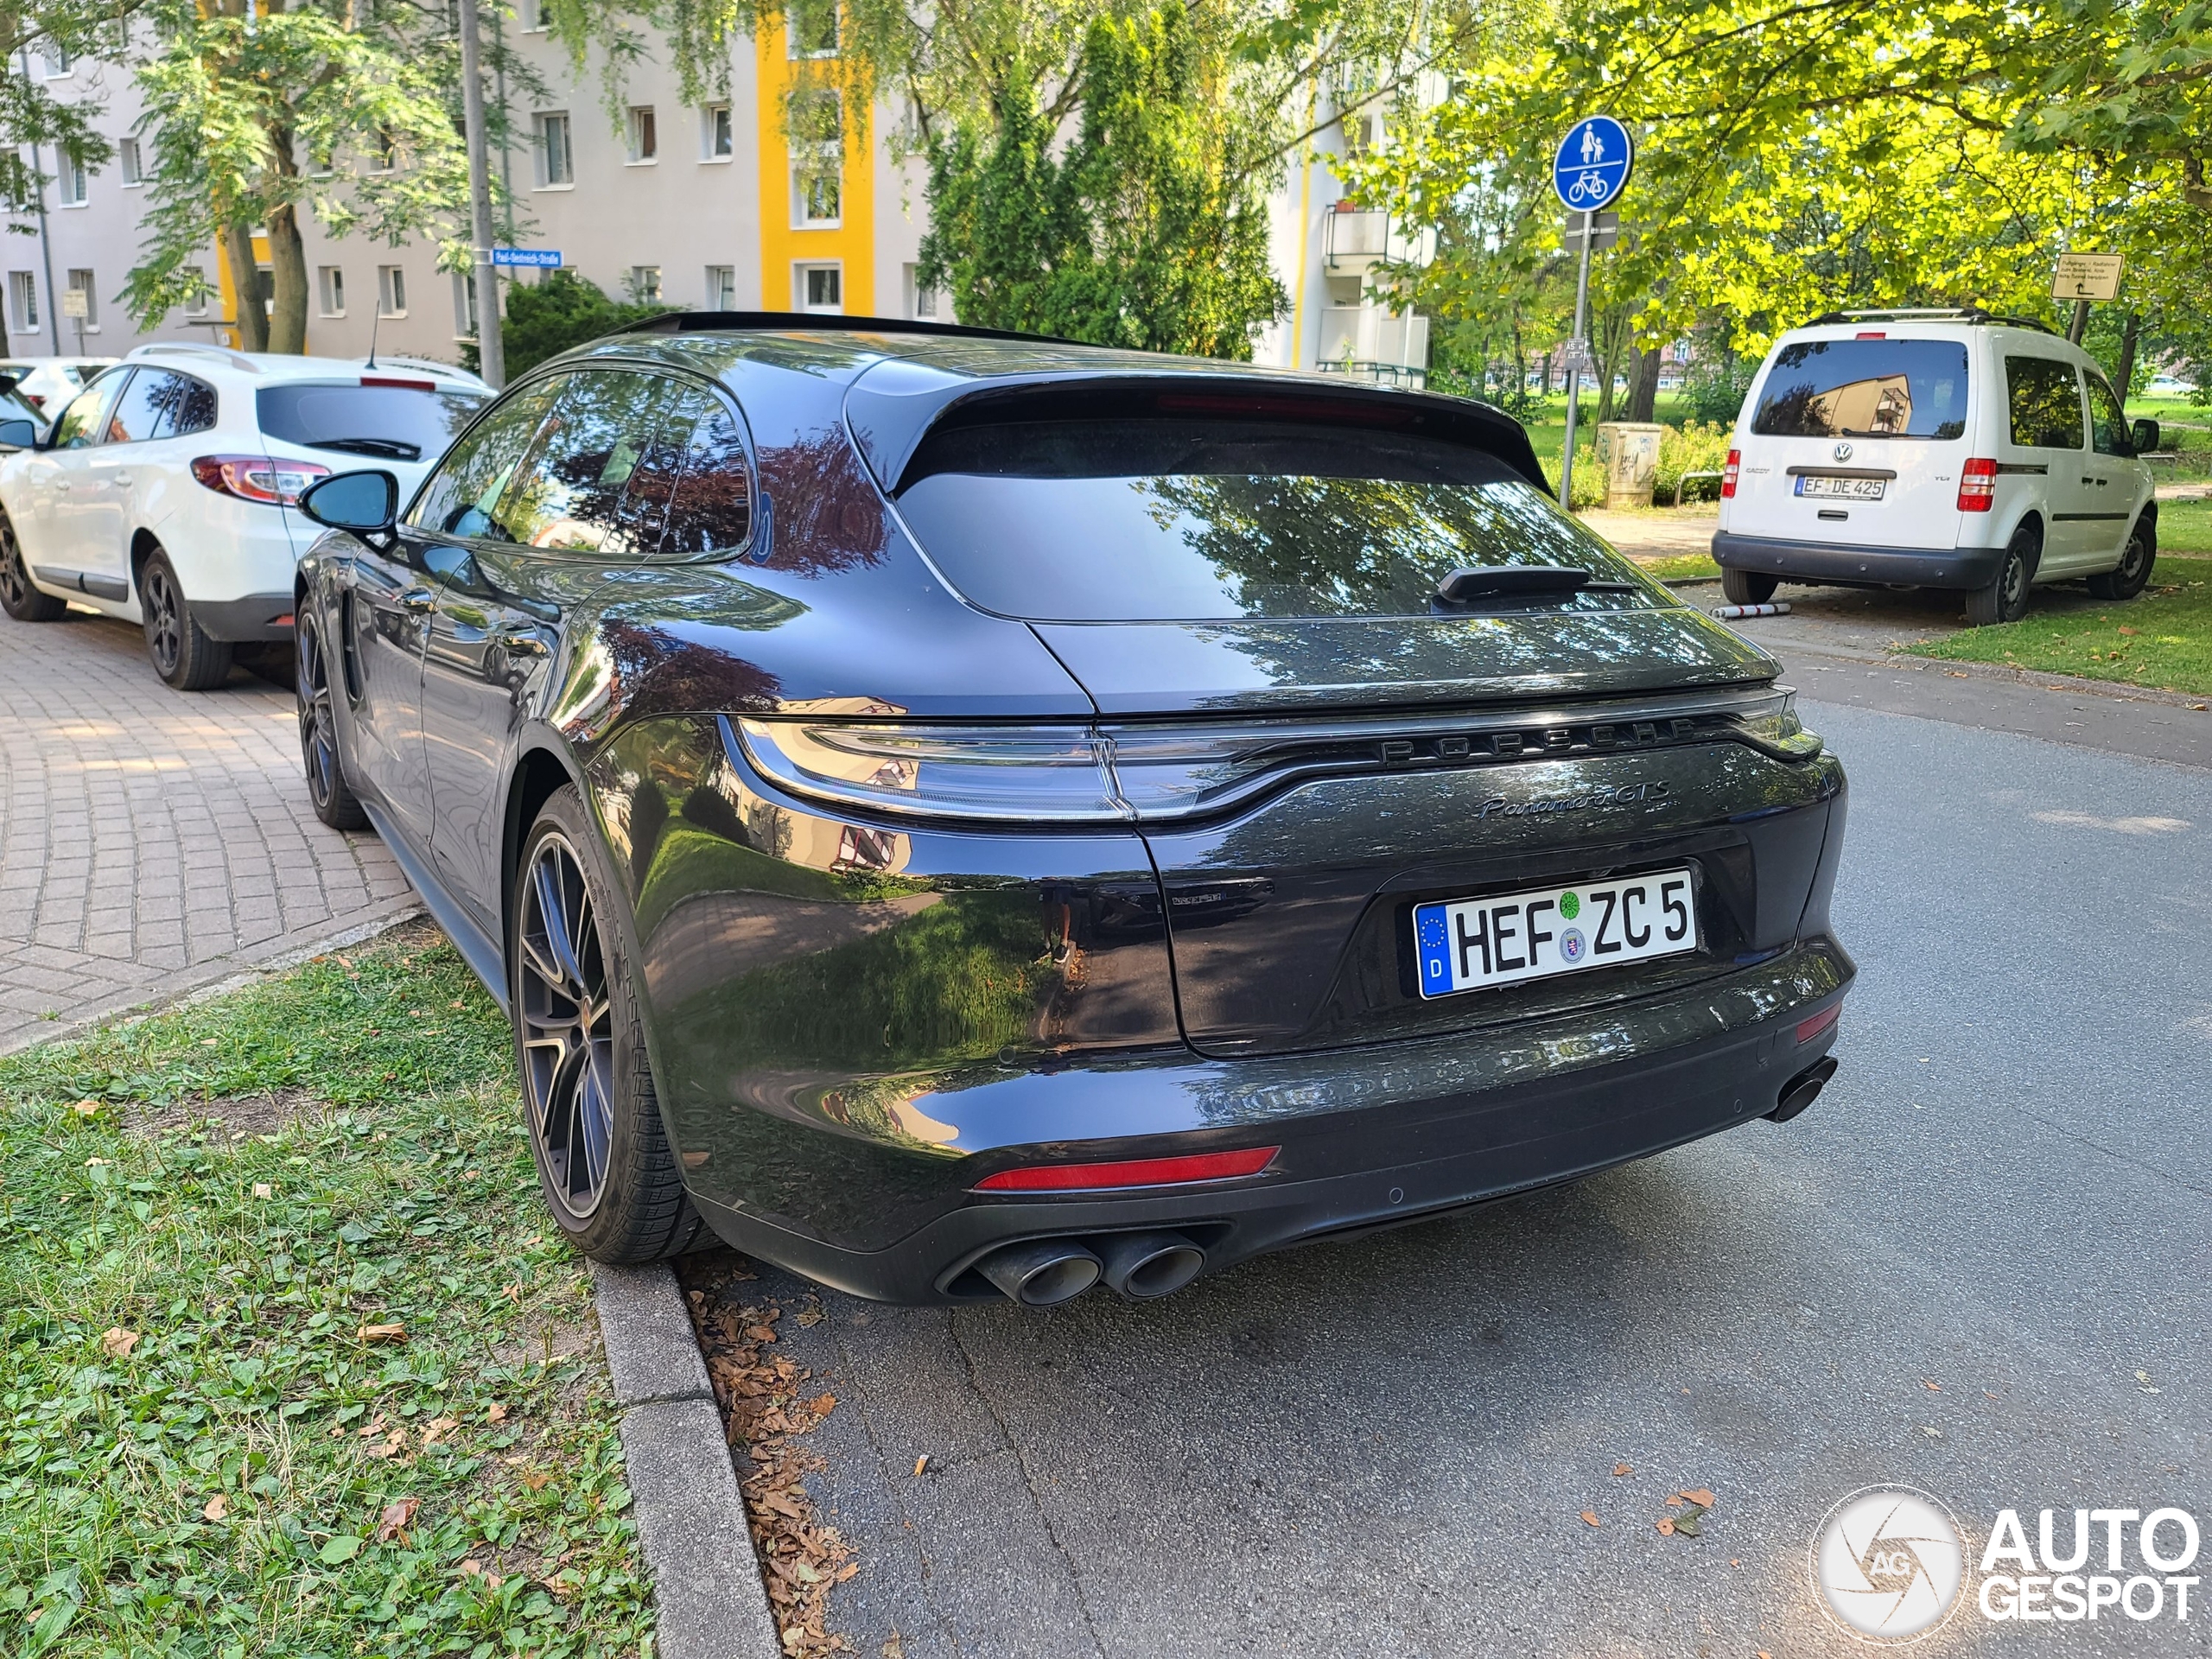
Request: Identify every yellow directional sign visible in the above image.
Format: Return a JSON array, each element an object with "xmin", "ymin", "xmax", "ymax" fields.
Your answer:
[{"xmin": 2052, "ymin": 252, "xmax": 2124, "ymax": 302}]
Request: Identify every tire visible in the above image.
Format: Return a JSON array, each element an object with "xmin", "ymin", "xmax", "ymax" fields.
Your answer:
[
  {"xmin": 2085, "ymin": 519, "xmax": 2154, "ymax": 601},
  {"xmin": 295, "ymin": 606, "xmax": 368, "ymax": 831},
  {"xmin": 1965, "ymin": 524, "xmax": 2037, "ymax": 626},
  {"xmin": 1720, "ymin": 567, "xmax": 1778, "ymax": 605},
  {"xmin": 512, "ymin": 785, "xmax": 706, "ymax": 1262},
  {"xmin": 140, "ymin": 548, "xmax": 233, "ymax": 690},
  {"xmin": 0, "ymin": 510, "xmax": 64, "ymax": 622}
]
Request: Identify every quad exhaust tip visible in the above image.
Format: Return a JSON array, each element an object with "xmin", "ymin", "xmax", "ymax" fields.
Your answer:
[
  {"xmin": 1767, "ymin": 1055, "xmax": 1838, "ymax": 1124},
  {"xmin": 1096, "ymin": 1231, "xmax": 1207, "ymax": 1300},
  {"xmin": 976, "ymin": 1230, "xmax": 1209, "ymax": 1306}
]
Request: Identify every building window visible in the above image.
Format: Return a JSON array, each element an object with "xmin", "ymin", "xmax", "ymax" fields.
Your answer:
[
  {"xmin": 65, "ymin": 269, "xmax": 97, "ymax": 330},
  {"xmin": 518, "ymin": 0, "xmax": 546, "ymax": 29},
  {"xmin": 788, "ymin": 0, "xmax": 836, "ymax": 57},
  {"xmin": 118, "ymin": 138, "xmax": 143, "ymax": 186},
  {"xmin": 371, "ymin": 129, "xmax": 397, "ymax": 173},
  {"xmin": 452, "ymin": 270, "xmax": 478, "ymax": 339},
  {"xmin": 536, "ymin": 112, "xmax": 573, "ymax": 187},
  {"xmin": 59, "ymin": 153, "xmax": 87, "ymax": 207},
  {"xmin": 790, "ymin": 87, "xmax": 841, "ymax": 226},
  {"xmin": 318, "ymin": 266, "xmax": 345, "ymax": 316},
  {"xmin": 253, "ymin": 266, "xmax": 274, "ymax": 315},
  {"xmin": 626, "ymin": 106, "xmax": 658, "ymax": 163},
  {"xmin": 793, "ymin": 165, "xmax": 840, "ymax": 226},
  {"xmin": 705, "ymin": 264, "xmax": 735, "ymax": 308},
  {"xmin": 181, "ymin": 270, "xmax": 209, "ymax": 315},
  {"xmin": 9, "ymin": 272, "xmax": 38, "ymax": 333},
  {"xmin": 902, "ymin": 264, "xmax": 939, "ymax": 321},
  {"xmin": 703, "ymin": 104, "xmax": 733, "ymax": 160},
  {"xmin": 378, "ymin": 265, "xmax": 407, "ymax": 317},
  {"xmin": 794, "ymin": 263, "xmax": 841, "ymax": 314},
  {"xmin": 40, "ymin": 46, "xmax": 71, "ymax": 77},
  {"xmin": 627, "ymin": 266, "xmax": 662, "ymax": 303}
]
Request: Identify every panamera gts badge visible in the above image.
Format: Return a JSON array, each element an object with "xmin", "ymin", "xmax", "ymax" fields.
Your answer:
[
  {"xmin": 1833, "ymin": 442, "xmax": 1853, "ymax": 462},
  {"xmin": 1474, "ymin": 781, "xmax": 1668, "ymax": 819}
]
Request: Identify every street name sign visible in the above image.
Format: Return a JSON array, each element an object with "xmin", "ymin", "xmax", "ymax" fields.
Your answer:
[
  {"xmin": 492, "ymin": 248, "xmax": 563, "ymax": 269},
  {"xmin": 1562, "ymin": 211, "xmax": 1619, "ymax": 252},
  {"xmin": 1553, "ymin": 117, "xmax": 1634, "ymax": 213},
  {"xmin": 2051, "ymin": 252, "xmax": 2123, "ymax": 302}
]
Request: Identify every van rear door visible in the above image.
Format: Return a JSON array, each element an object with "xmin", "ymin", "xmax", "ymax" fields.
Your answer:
[{"xmin": 1727, "ymin": 333, "xmax": 1968, "ymax": 551}]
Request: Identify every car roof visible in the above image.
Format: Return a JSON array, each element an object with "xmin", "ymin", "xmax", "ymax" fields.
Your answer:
[{"xmin": 122, "ymin": 342, "xmax": 492, "ymax": 390}]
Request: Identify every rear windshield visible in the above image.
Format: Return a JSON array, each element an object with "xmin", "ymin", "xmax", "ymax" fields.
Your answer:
[
  {"xmin": 1751, "ymin": 339, "xmax": 1968, "ymax": 440},
  {"xmin": 892, "ymin": 419, "xmax": 1654, "ymax": 621},
  {"xmin": 257, "ymin": 383, "xmax": 486, "ymax": 463}
]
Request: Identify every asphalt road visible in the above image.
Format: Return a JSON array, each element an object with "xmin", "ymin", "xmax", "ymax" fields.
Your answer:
[{"xmin": 704, "ymin": 696, "xmax": 2212, "ymax": 1657}]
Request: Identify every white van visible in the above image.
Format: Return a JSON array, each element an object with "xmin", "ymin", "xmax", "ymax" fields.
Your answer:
[{"xmin": 1713, "ymin": 309, "xmax": 2158, "ymax": 625}]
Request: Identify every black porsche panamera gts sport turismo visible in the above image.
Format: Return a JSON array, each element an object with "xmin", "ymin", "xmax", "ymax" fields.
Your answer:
[{"xmin": 289, "ymin": 313, "xmax": 1851, "ymax": 1307}]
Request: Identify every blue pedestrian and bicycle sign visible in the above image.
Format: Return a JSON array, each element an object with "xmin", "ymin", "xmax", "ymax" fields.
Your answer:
[
  {"xmin": 1552, "ymin": 116, "xmax": 1634, "ymax": 213},
  {"xmin": 491, "ymin": 247, "xmax": 563, "ymax": 269}
]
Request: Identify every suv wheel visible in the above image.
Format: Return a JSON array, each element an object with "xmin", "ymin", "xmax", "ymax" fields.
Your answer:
[
  {"xmin": 1966, "ymin": 525, "xmax": 2037, "ymax": 626},
  {"xmin": 1720, "ymin": 568, "xmax": 1778, "ymax": 606},
  {"xmin": 2085, "ymin": 520, "xmax": 2154, "ymax": 601},
  {"xmin": 296, "ymin": 606, "xmax": 368, "ymax": 830},
  {"xmin": 141, "ymin": 548, "xmax": 234, "ymax": 690},
  {"xmin": 512, "ymin": 785, "xmax": 706, "ymax": 1262},
  {"xmin": 0, "ymin": 512, "xmax": 63, "ymax": 622}
]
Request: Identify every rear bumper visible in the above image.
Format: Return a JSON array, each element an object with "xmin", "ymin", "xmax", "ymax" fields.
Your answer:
[
  {"xmin": 193, "ymin": 592, "xmax": 296, "ymax": 642},
  {"xmin": 1713, "ymin": 531, "xmax": 2002, "ymax": 591},
  {"xmin": 687, "ymin": 938, "xmax": 1853, "ymax": 1303}
]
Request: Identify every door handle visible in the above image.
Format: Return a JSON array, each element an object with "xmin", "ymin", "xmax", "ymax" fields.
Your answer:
[
  {"xmin": 397, "ymin": 587, "xmax": 437, "ymax": 613},
  {"xmin": 493, "ymin": 624, "xmax": 550, "ymax": 657},
  {"xmin": 2082, "ymin": 475, "xmax": 2096, "ymax": 484}
]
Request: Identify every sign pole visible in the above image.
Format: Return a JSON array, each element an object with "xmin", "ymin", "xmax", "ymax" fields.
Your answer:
[
  {"xmin": 1560, "ymin": 210, "xmax": 1596, "ymax": 512},
  {"xmin": 457, "ymin": 0, "xmax": 504, "ymax": 389},
  {"xmin": 2067, "ymin": 300, "xmax": 2089, "ymax": 346}
]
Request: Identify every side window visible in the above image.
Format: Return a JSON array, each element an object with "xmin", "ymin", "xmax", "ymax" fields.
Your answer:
[
  {"xmin": 2005, "ymin": 356, "xmax": 2084, "ymax": 450},
  {"xmin": 616, "ymin": 381, "xmax": 753, "ymax": 556},
  {"xmin": 2084, "ymin": 372, "xmax": 2131, "ymax": 457},
  {"xmin": 404, "ymin": 381, "xmax": 559, "ymax": 540},
  {"xmin": 51, "ymin": 372, "xmax": 125, "ymax": 450},
  {"xmin": 105, "ymin": 370, "xmax": 217, "ymax": 443},
  {"xmin": 496, "ymin": 371, "xmax": 666, "ymax": 553}
]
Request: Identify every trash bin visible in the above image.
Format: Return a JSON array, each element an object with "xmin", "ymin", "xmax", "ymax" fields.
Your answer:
[{"xmin": 1595, "ymin": 422, "xmax": 1663, "ymax": 510}]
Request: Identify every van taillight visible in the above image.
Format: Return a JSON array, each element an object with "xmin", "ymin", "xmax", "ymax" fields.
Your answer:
[
  {"xmin": 1720, "ymin": 448, "xmax": 1741, "ymax": 499},
  {"xmin": 1958, "ymin": 457, "xmax": 1998, "ymax": 513}
]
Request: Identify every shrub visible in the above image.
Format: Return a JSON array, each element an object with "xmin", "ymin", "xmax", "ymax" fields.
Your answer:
[{"xmin": 466, "ymin": 270, "xmax": 674, "ymax": 378}]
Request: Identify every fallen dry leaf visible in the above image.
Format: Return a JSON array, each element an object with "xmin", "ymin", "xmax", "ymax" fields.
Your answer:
[
  {"xmin": 1665, "ymin": 1496, "xmax": 1684, "ymax": 1508},
  {"xmin": 419, "ymin": 1416, "xmax": 459, "ymax": 1446},
  {"xmin": 1580, "ymin": 1510, "xmax": 1601, "ymax": 1528},
  {"xmin": 913, "ymin": 1454, "xmax": 929, "ymax": 1478},
  {"xmin": 795, "ymin": 1308, "xmax": 824, "ymax": 1327},
  {"xmin": 460, "ymin": 1560, "xmax": 483, "ymax": 1577},
  {"xmin": 1923, "ymin": 1380, "xmax": 1942, "ymax": 1392},
  {"xmin": 1612, "ymin": 1463, "xmax": 1632, "ymax": 1478},
  {"xmin": 804, "ymin": 1393, "xmax": 836, "ymax": 1418},
  {"xmin": 486, "ymin": 1402, "xmax": 509, "ymax": 1423},
  {"xmin": 71, "ymin": 1098, "xmax": 100, "ymax": 1116},
  {"xmin": 100, "ymin": 1326, "xmax": 140, "ymax": 1358},
  {"xmin": 357, "ymin": 1322, "xmax": 406, "ymax": 1343},
  {"xmin": 502, "ymin": 1282, "xmax": 522, "ymax": 1304},
  {"xmin": 376, "ymin": 1497, "xmax": 420, "ymax": 1542},
  {"xmin": 1680, "ymin": 1488, "xmax": 1715, "ymax": 1508},
  {"xmin": 202, "ymin": 1494, "xmax": 228, "ymax": 1522},
  {"xmin": 252, "ymin": 1183, "xmax": 273, "ymax": 1199},
  {"xmin": 746, "ymin": 1324, "xmax": 778, "ymax": 1344},
  {"xmin": 519, "ymin": 1470, "xmax": 552, "ymax": 1492},
  {"xmin": 1656, "ymin": 1518, "xmax": 1675, "ymax": 1536}
]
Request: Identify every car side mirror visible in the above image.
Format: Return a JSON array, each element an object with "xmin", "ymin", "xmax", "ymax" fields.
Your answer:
[
  {"xmin": 0, "ymin": 417, "xmax": 37, "ymax": 451},
  {"xmin": 2130, "ymin": 417, "xmax": 2159, "ymax": 457},
  {"xmin": 298, "ymin": 469, "xmax": 399, "ymax": 544}
]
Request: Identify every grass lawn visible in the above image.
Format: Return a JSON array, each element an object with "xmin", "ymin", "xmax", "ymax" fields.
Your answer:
[
  {"xmin": 2159, "ymin": 498, "xmax": 2211, "ymax": 555},
  {"xmin": 0, "ymin": 924, "xmax": 653, "ymax": 1658},
  {"xmin": 1905, "ymin": 555, "xmax": 2212, "ymax": 699},
  {"xmin": 1637, "ymin": 553, "xmax": 1723, "ymax": 583}
]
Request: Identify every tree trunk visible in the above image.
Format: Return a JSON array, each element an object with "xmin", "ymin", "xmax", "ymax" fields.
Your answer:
[
  {"xmin": 2113, "ymin": 309, "xmax": 2142, "ymax": 406},
  {"xmin": 1625, "ymin": 345, "xmax": 1662, "ymax": 423},
  {"xmin": 264, "ymin": 201, "xmax": 309, "ymax": 353},
  {"xmin": 222, "ymin": 222, "xmax": 268, "ymax": 353}
]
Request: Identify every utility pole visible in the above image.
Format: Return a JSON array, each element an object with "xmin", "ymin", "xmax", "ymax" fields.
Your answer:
[{"xmin": 457, "ymin": 0, "xmax": 504, "ymax": 388}]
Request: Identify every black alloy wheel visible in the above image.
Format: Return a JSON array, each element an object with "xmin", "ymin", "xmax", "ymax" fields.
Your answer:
[
  {"xmin": 2086, "ymin": 520, "xmax": 2155, "ymax": 601},
  {"xmin": 296, "ymin": 607, "xmax": 368, "ymax": 830},
  {"xmin": 1966, "ymin": 525, "xmax": 2036, "ymax": 627},
  {"xmin": 512, "ymin": 787, "xmax": 704, "ymax": 1260},
  {"xmin": 140, "ymin": 549, "xmax": 233, "ymax": 690},
  {"xmin": 0, "ymin": 512, "xmax": 63, "ymax": 621}
]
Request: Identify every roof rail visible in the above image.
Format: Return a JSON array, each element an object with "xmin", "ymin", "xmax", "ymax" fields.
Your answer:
[
  {"xmin": 127, "ymin": 340, "xmax": 264, "ymax": 374},
  {"xmin": 1807, "ymin": 307, "xmax": 2059, "ymax": 336},
  {"xmin": 615, "ymin": 309, "xmax": 1081, "ymax": 348}
]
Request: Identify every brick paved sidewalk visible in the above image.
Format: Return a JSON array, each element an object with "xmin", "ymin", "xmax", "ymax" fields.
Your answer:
[{"xmin": 0, "ymin": 607, "xmax": 415, "ymax": 1051}]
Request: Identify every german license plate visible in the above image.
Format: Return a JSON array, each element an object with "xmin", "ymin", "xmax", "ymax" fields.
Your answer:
[
  {"xmin": 1413, "ymin": 868, "xmax": 1698, "ymax": 999},
  {"xmin": 1796, "ymin": 474, "xmax": 1885, "ymax": 500}
]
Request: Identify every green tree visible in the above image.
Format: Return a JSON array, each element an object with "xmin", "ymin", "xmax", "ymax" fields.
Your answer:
[{"xmin": 492, "ymin": 268, "xmax": 673, "ymax": 377}]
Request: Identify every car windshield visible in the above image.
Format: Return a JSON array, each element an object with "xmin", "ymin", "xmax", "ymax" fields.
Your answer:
[
  {"xmin": 257, "ymin": 383, "xmax": 486, "ymax": 463},
  {"xmin": 1751, "ymin": 338, "xmax": 1969, "ymax": 440},
  {"xmin": 893, "ymin": 417, "xmax": 1656, "ymax": 622}
]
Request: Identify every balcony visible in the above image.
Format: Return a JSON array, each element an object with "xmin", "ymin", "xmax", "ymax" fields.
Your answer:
[{"xmin": 1317, "ymin": 307, "xmax": 1431, "ymax": 378}]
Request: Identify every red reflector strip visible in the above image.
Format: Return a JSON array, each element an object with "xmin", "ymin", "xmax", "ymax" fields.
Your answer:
[
  {"xmin": 1796, "ymin": 1003, "xmax": 1840, "ymax": 1044},
  {"xmin": 1855, "ymin": 331, "xmax": 1886, "ymax": 339},
  {"xmin": 361, "ymin": 376, "xmax": 437, "ymax": 390},
  {"xmin": 974, "ymin": 1147, "xmax": 1279, "ymax": 1192}
]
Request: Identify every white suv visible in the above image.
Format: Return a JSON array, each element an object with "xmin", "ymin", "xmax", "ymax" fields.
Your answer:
[
  {"xmin": 0, "ymin": 343, "xmax": 487, "ymax": 688},
  {"xmin": 1713, "ymin": 309, "xmax": 2158, "ymax": 625}
]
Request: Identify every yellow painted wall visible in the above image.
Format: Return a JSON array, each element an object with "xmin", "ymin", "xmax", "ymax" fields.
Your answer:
[
  {"xmin": 213, "ymin": 234, "xmax": 282, "ymax": 353},
  {"xmin": 754, "ymin": 23, "xmax": 873, "ymax": 315}
]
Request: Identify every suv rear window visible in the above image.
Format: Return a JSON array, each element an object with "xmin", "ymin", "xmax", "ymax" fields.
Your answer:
[
  {"xmin": 258, "ymin": 383, "xmax": 485, "ymax": 463},
  {"xmin": 1751, "ymin": 339, "xmax": 1968, "ymax": 440},
  {"xmin": 893, "ymin": 418, "xmax": 1651, "ymax": 621}
]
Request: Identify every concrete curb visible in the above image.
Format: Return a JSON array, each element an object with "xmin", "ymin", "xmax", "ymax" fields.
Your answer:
[{"xmin": 593, "ymin": 1261, "xmax": 784, "ymax": 1659}]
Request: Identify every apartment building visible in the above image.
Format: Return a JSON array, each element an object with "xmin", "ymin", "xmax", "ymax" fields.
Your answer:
[{"xmin": 8, "ymin": 27, "xmax": 1432, "ymax": 382}]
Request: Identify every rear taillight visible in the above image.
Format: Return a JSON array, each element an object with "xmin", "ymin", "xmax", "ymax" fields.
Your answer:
[
  {"xmin": 1957, "ymin": 457, "xmax": 1997, "ymax": 513},
  {"xmin": 973, "ymin": 1147, "xmax": 1280, "ymax": 1192},
  {"xmin": 190, "ymin": 454, "xmax": 332, "ymax": 505},
  {"xmin": 1720, "ymin": 448, "xmax": 1741, "ymax": 499}
]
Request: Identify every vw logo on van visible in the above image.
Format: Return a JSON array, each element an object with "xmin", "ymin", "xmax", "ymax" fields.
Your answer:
[{"xmin": 1833, "ymin": 442, "xmax": 1854, "ymax": 462}]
